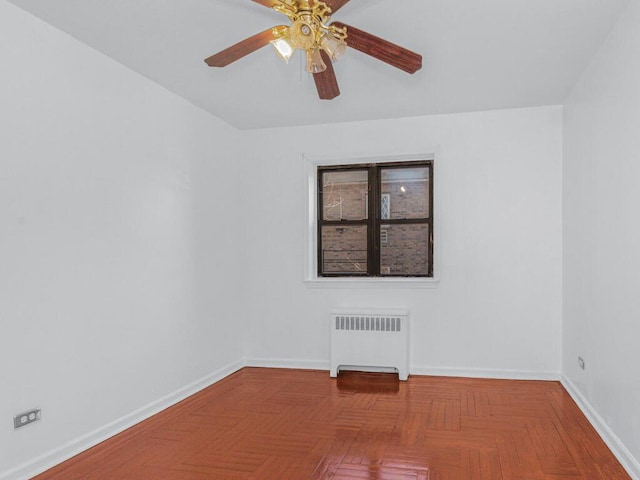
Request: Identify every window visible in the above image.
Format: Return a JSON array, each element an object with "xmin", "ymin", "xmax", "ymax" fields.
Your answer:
[{"xmin": 317, "ymin": 161, "xmax": 433, "ymax": 277}]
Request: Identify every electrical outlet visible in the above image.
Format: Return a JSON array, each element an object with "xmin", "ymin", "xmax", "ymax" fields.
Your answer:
[
  {"xmin": 578, "ymin": 357, "xmax": 585, "ymax": 370},
  {"xmin": 14, "ymin": 408, "xmax": 41, "ymax": 429}
]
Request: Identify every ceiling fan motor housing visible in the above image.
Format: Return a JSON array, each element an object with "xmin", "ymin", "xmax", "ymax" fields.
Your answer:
[{"xmin": 289, "ymin": 17, "xmax": 317, "ymax": 50}]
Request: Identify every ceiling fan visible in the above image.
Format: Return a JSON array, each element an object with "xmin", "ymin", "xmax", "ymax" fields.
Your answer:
[{"xmin": 204, "ymin": 0, "xmax": 422, "ymax": 100}]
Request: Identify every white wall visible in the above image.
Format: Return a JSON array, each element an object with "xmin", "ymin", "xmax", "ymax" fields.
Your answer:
[
  {"xmin": 14, "ymin": 0, "xmax": 639, "ymax": 476},
  {"xmin": 0, "ymin": 2, "xmax": 243, "ymax": 478},
  {"xmin": 241, "ymin": 106, "xmax": 563, "ymax": 379},
  {"xmin": 563, "ymin": 0, "xmax": 640, "ymax": 474}
]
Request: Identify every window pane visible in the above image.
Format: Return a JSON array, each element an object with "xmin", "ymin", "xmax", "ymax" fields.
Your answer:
[
  {"xmin": 380, "ymin": 224, "xmax": 429, "ymax": 275},
  {"xmin": 381, "ymin": 167, "xmax": 430, "ymax": 219},
  {"xmin": 321, "ymin": 225, "xmax": 368, "ymax": 274},
  {"xmin": 321, "ymin": 170, "xmax": 368, "ymax": 221}
]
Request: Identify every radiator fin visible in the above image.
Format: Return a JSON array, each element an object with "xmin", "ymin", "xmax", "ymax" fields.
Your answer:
[{"xmin": 335, "ymin": 315, "xmax": 402, "ymax": 332}]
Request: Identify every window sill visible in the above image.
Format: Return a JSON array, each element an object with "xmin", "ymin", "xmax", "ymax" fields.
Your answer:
[{"xmin": 304, "ymin": 277, "xmax": 440, "ymax": 289}]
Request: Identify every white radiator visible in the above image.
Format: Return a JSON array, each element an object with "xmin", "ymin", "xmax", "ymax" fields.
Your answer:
[{"xmin": 330, "ymin": 309, "xmax": 410, "ymax": 381}]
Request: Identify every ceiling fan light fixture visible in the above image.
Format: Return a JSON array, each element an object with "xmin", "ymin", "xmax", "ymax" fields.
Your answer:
[
  {"xmin": 306, "ymin": 47, "xmax": 327, "ymax": 73},
  {"xmin": 321, "ymin": 33, "xmax": 347, "ymax": 62},
  {"xmin": 271, "ymin": 36, "xmax": 295, "ymax": 63}
]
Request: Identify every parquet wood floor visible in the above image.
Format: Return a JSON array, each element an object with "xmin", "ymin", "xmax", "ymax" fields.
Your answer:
[{"xmin": 32, "ymin": 368, "xmax": 631, "ymax": 480}]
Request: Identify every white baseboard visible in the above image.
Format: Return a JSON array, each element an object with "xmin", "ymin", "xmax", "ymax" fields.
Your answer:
[
  {"xmin": 243, "ymin": 360, "xmax": 561, "ymax": 382},
  {"xmin": 1, "ymin": 360, "xmax": 244, "ymax": 480},
  {"xmin": 243, "ymin": 356, "xmax": 329, "ymax": 371},
  {"xmin": 410, "ymin": 366, "xmax": 561, "ymax": 381},
  {"xmin": 561, "ymin": 375, "xmax": 640, "ymax": 480}
]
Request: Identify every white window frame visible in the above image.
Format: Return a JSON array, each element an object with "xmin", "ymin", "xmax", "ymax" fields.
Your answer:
[{"xmin": 303, "ymin": 151, "xmax": 441, "ymax": 289}]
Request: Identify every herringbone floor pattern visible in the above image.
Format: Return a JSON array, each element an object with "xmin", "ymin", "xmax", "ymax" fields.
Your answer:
[{"xmin": 33, "ymin": 368, "xmax": 630, "ymax": 479}]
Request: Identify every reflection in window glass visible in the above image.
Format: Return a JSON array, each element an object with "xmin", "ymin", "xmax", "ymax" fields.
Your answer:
[
  {"xmin": 381, "ymin": 167, "xmax": 430, "ymax": 219},
  {"xmin": 321, "ymin": 170, "xmax": 368, "ymax": 221}
]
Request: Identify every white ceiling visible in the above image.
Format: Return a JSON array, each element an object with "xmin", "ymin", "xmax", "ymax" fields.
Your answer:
[{"xmin": 7, "ymin": 0, "xmax": 629, "ymax": 130}]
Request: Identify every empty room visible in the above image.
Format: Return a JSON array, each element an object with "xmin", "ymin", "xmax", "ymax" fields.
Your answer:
[{"xmin": 1, "ymin": 0, "xmax": 639, "ymax": 479}]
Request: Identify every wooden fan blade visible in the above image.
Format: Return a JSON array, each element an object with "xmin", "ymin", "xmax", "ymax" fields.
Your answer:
[
  {"xmin": 322, "ymin": 0, "xmax": 351, "ymax": 14},
  {"xmin": 332, "ymin": 22, "xmax": 422, "ymax": 74},
  {"xmin": 313, "ymin": 50, "xmax": 340, "ymax": 100},
  {"xmin": 205, "ymin": 27, "xmax": 285, "ymax": 67}
]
